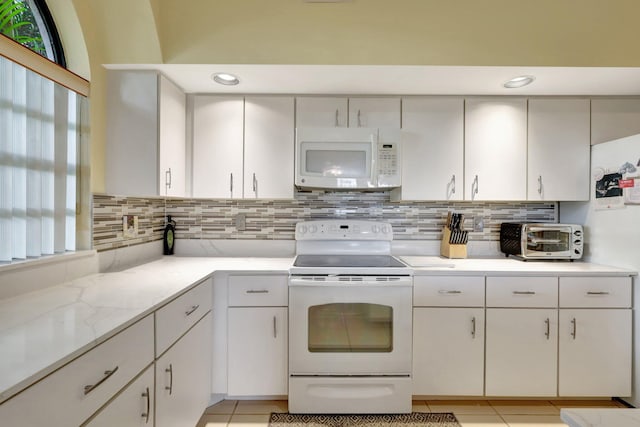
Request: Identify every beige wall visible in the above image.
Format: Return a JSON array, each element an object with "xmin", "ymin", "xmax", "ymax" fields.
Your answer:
[{"xmin": 51, "ymin": 0, "xmax": 640, "ymax": 192}]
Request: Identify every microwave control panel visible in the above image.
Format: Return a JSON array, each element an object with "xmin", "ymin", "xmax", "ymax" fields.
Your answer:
[{"xmin": 377, "ymin": 143, "xmax": 399, "ymax": 176}]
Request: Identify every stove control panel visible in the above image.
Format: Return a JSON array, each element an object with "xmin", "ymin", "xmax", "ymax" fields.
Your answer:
[{"xmin": 295, "ymin": 220, "xmax": 394, "ymax": 241}]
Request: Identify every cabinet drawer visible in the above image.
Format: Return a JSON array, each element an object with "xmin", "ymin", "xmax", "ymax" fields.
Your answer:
[
  {"xmin": 413, "ymin": 276, "xmax": 484, "ymax": 307},
  {"xmin": 486, "ymin": 276, "xmax": 558, "ymax": 307},
  {"xmin": 560, "ymin": 277, "xmax": 632, "ymax": 308},
  {"xmin": 228, "ymin": 274, "xmax": 288, "ymax": 306},
  {"xmin": 0, "ymin": 315, "xmax": 154, "ymax": 427},
  {"xmin": 155, "ymin": 279, "xmax": 212, "ymax": 356}
]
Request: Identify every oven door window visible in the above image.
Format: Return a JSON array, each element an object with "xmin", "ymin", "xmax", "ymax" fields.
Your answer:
[
  {"xmin": 526, "ymin": 229, "xmax": 570, "ymax": 252},
  {"xmin": 308, "ymin": 303, "xmax": 393, "ymax": 352}
]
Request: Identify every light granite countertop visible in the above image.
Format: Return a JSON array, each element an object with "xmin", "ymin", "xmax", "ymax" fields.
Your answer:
[
  {"xmin": 0, "ymin": 256, "xmax": 293, "ymax": 403},
  {"xmin": 401, "ymin": 256, "xmax": 637, "ymax": 276},
  {"xmin": 0, "ymin": 255, "xmax": 635, "ymax": 405},
  {"xmin": 561, "ymin": 408, "xmax": 640, "ymax": 427}
]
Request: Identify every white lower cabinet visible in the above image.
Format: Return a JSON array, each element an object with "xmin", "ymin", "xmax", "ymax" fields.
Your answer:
[
  {"xmin": 485, "ymin": 309, "xmax": 558, "ymax": 396},
  {"xmin": 413, "ymin": 308, "xmax": 484, "ymax": 395},
  {"xmin": 156, "ymin": 312, "xmax": 212, "ymax": 427},
  {"xmin": 83, "ymin": 365, "xmax": 155, "ymax": 427},
  {"xmin": 227, "ymin": 307, "xmax": 288, "ymax": 396},
  {"xmin": 559, "ymin": 309, "xmax": 631, "ymax": 397}
]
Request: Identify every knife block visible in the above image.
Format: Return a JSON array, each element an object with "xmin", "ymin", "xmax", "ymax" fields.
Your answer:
[{"xmin": 440, "ymin": 227, "xmax": 468, "ymax": 259}]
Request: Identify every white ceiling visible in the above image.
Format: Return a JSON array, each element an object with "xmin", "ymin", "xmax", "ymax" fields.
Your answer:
[{"xmin": 103, "ymin": 64, "xmax": 640, "ymax": 96}]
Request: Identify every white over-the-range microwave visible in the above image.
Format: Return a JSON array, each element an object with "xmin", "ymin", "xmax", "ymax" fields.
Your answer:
[{"xmin": 295, "ymin": 127, "xmax": 401, "ymax": 190}]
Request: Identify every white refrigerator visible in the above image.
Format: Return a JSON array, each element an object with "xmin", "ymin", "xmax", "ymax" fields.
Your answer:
[{"xmin": 561, "ymin": 133, "xmax": 640, "ymax": 406}]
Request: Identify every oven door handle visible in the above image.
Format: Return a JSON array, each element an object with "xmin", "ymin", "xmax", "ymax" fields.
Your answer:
[{"xmin": 289, "ymin": 278, "xmax": 412, "ymax": 287}]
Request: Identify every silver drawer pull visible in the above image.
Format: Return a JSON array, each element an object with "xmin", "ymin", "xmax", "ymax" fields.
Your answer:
[
  {"xmin": 438, "ymin": 290, "xmax": 462, "ymax": 294},
  {"xmin": 165, "ymin": 364, "xmax": 173, "ymax": 395},
  {"xmin": 586, "ymin": 291, "xmax": 610, "ymax": 296},
  {"xmin": 185, "ymin": 305, "xmax": 199, "ymax": 316},
  {"xmin": 84, "ymin": 366, "xmax": 119, "ymax": 395},
  {"xmin": 246, "ymin": 289, "xmax": 269, "ymax": 294},
  {"xmin": 142, "ymin": 387, "xmax": 150, "ymax": 423},
  {"xmin": 544, "ymin": 318, "xmax": 550, "ymax": 340},
  {"xmin": 471, "ymin": 317, "xmax": 476, "ymax": 339},
  {"xmin": 513, "ymin": 291, "xmax": 536, "ymax": 295}
]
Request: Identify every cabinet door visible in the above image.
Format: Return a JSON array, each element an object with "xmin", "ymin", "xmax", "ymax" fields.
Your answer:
[
  {"xmin": 244, "ymin": 97, "xmax": 295, "ymax": 199},
  {"xmin": 413, "ymin": 308, "xmax": 484, "ymax": 396},
  {"xmin": 84, "ymin": 365, "xmax": 154, "ymax": 427},
  {"xmin": 228, "ymin": 307, "xmax": 288, "ymax": 396},
  {"xmin": 156, "ymin": 313, "xmax": 212, "ymax": 427},
  {"xmin": 528, "ymin": 99, "xmax": 590, "ymax": 201},
  {"xmin": 106, "ymin": 70, "xmax": 159, "ymax": 196},
  {"xmin": 192, "ymin": 96, "xmax": 244, "ymax": 198},
  {"xmin": 348, "ymin": 97, "xmax": 401, "ymax": 128},
  {"xmin": 464, "ymin": 98, "xmax": 527, "ymax": 201},
  {"xmin": 159, "ymin": 75, "xmax": 186, "ymax": 197},
  {"xmin": 559, "ymin": 309, "xmax": 631, "ymax": 397},
  {"xmin": 392, "ymin": 97, "xmax": 463, "ymax": 201},
  {"xmin": 296, "ymin": 96, "xmax": 348, "ymax": 127},
  {"xmin": 485, "ymin": 308, "xmax": 557, "ymax": 396}
]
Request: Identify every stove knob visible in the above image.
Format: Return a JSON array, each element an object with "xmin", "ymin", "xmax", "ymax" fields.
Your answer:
[
  {"xmin": 381, "ymin": 225, "xmax": 389, "ymax": 234},
  {"xmin": 299, "ymin": 225, "xmax": 307, "ymax": 234},
  {"xmin": 371, "ymin": 225, "xmax": 379, "ymax": 234},
  {"xmin": 309, "ymin": 225, "xmax": 318, "ymax": 234}
]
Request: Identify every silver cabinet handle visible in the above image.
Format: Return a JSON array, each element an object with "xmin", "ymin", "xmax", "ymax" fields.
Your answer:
[
  {"xmin": 335, "ymin": 109, "xmax": 339, "ymax": 127},
  {"xmin": 165, "ymin": 168, "xmax": 172, "ymax": 190},
  {"xmin": 538, "ymin": 175, "xmax": 542, "ymax": 195},
  {"xmin": 185, "ymin": 305, "xmax": 199, "ymax": 316},
  {"xmin": 471, "ymin": 316, "xmax": 476, "ymax": 339},
  {"xmin": 273, "ymin": 315, "xmax": 277, "ymax": 338},
  {"xmin": 451, "ymin": 175, "xmax": 456, "ymax": 194},
  {"xmin": 513, "ymin": 290, "xmax": 536, "ymax": 295},
  {"xmin": 544, "ymin": 318, "xmax": 550, "ymax": 340},
  {"xmin": 438, "ymin": 289, "xmax": 462, "ymax": 294},
  {"xmin": 571, "ymin": 318, "xmax": 577, "ymax": 340},
  {"xmin": 246, "ymin": 289, "xmax": 269, "ymax": 294},
  {"xmin": 84, "ymin": 366, "xmax": 119, "ymax": 395},
  {"xmin": 473, "ymin": 175, "xmax": 479, "ymax": 198},
  {"xmin": 357, "ymin": 109, "xmax": 362, "ymax": 127},
  {"xmin": 230, "ymin": 172, "xmax": 233, "ymax": 196},
  {"xmin": 252, "ymin": 173, "xmax": 257, "ymax": 194},
  {"xmin": 586, "ymin": 291, "xmax": 610, "ymax": 295},
  {"xmin": 141, "ymin": 387, "xmax": 150, "ymax": 423},
  {"xmin": 165, "ymin": 364, "xmax": 173, "ymax": 395}
]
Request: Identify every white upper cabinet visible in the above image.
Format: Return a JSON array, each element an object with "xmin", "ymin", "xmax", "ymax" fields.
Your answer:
[
  {"xmin": 244, "ymin": 96, "xmax": 295, "ymax": 199},
  {"xmin": 192, "ymin": 96, "xmax": 294, "ymax": 199},
  {"xmin": 106, "ymin": 71, "xmax": 186, "ymax": 197},
  {"xmin": 528, "ymin": 99, "xmax": 590, "ymax": 201},
  {"xmin": 295, "ymin": 96, "xmax": 400, "ymax": 128},
  {"xmin": 296, "ymin": 97, "xmax": 348, "ymax": 127},
  {"xmin": 159, "ymin": 76, "xmax": 186, "ymax": 197},
  {"xmin": 348, "ymin": 97, "xmax": 401, "ymax": 128},
  {"xmin": 192, "ymin": 96, "xmax": 244, "ymax": 198},
  {"xmin": 391, "ymin": 97, "xmax": 463, "ymax": 201},
  {"xmin": 464, "ymin": 98, "xmax": 528, "ymax": 201}
]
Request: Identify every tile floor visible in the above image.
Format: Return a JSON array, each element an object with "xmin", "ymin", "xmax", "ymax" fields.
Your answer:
[{"xmin": 196, "ymin": 399, "xmax": 628, "ymax": 427}]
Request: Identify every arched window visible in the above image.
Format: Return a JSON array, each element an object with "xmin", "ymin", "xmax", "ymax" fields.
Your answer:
[{"xmin": 0, "ymin": 0, "xmax": 66, "ymax": 66}]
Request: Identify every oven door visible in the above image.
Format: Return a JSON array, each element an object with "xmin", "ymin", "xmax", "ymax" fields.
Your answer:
[
  {"xmin": 523, "ymin": 225, "xmax": 573, "ymax": 258},
  {"xmin": 289, "ymin": 276, "xmax": 412, "ymax": 375}
]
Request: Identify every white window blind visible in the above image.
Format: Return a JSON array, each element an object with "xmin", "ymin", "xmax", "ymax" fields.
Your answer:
[{"xmin": 0, "ymin": 55, "xmax": 80, "ymax": 263}]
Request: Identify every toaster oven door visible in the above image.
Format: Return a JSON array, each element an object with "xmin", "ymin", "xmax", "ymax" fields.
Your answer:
[{"xmin": 523, "ymin": 225, "xmax": 574, "ymax": 258}]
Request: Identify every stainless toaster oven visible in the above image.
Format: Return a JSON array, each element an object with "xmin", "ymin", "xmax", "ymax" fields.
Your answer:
[{"xmin": 500, "ymin": 223, "xmax": 584, "ymax": 260}]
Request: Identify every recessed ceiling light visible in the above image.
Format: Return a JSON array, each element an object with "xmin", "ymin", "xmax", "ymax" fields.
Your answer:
[
  {"xmin": 503, "ymin": 75, "xmax": 535, "ymax": 89},
  {"xmin": 212, "ymin": 73, "xmax": 239, "ymax": 86}
]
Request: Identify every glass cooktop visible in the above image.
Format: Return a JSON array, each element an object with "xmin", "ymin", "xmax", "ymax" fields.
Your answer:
[{"xmin": 293, "ymin": 254, "xmax": 407, "ymax": 268}]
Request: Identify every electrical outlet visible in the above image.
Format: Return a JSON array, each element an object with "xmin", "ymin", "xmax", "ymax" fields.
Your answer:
[
  {"xmin": 235, "ymin": 213, "xmax": 246, "ymax": 231},
  {"xmin": 123, "ymin": 215, "xmax": 138, "ymax": 238},
  {"xmin": 473, "ymin": 216, "xmax": 484, "ymax": 232}
]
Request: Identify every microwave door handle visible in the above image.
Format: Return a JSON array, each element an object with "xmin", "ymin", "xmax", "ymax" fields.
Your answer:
[
  {"xmin": 370, "ymin": 134, "xmax": 378, "ymax": 185},
  {"xmin": 528, "ymin": 227, "xmax": 568, "ymax": 233}
]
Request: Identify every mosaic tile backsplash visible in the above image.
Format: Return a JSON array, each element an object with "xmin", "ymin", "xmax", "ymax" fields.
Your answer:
[{"xmin": 92, "ymin": 192, "xmax": 557, "ymax": 252}]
